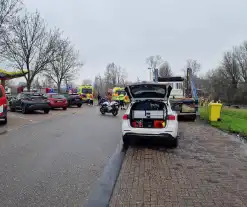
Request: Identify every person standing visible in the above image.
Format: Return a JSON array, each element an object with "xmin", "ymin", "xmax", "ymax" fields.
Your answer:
[
  {"xmin": 119, "ymin": 93, "xmax": 125, "ymax": 110},
  {"xmin": 97, "ymin": 93, "xmax": 101, "ymax": 105}
]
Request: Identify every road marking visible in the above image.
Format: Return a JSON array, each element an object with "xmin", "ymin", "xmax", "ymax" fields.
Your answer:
[{"xmin": 19, "ymin": 116, "xmax": 30, "ymax": 120}]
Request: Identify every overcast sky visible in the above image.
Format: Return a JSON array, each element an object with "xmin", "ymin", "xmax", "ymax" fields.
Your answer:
[{"xmin": 23, "ymin": 0, "xmax": 247, "ymax": 84}]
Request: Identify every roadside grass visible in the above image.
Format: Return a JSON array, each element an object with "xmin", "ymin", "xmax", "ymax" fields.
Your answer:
[{"xmin": 199, "ymin": 106, "xmax": 247, "ymax": 137}]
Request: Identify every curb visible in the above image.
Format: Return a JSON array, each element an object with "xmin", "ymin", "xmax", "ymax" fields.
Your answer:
[{"xmin": 86, "ymin": 142, "xmax": 126, "ymax": 207}]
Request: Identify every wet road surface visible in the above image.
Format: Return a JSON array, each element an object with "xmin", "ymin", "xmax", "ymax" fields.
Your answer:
[{"xmin": 0, "ymin": 107, "xmax": 123, "ymax": 207}]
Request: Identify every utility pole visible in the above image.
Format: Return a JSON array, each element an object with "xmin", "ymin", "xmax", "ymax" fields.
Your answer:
[
  {"xmin": 153, "ymin": 68, "xmax": 158, "ymax": 83},
  {"xmin": 148, "ymin": 67, "xmax": 159, "ymax": 82},
  {"xmin": 186, "ymin": 68, "xmax": 192, "ymax": 97}
]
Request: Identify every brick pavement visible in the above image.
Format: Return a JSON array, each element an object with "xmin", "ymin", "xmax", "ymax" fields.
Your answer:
[{"xmin": 110, "ymin": 122, "xmax": 247, "ymax": 207}]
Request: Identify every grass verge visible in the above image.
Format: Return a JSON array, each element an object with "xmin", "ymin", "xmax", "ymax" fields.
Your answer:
[{"xmin": 199, "ymin": 106, "xmax": 247, "ymax": 137}]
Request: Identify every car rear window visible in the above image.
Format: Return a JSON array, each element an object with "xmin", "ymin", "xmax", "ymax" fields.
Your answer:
[
  {"xmin": 82, "ymin": 89, "xmax": 92, "ymax": 94},
  {"xmin": 31, "ymin": 96, "xmax": 44, "ymax": 99},
  {"xmin": 52, "ymin": 94, "xmax": 65, "ymax": 99},
  {"xmin": 23, "ymin": 93, "xmax": 44, "ymax": 98},
  {"xmin": 129, "ymin": 84, "xmax": 167, "ymax": 99},
  {"xmin": 117, "ymin": 90, "xmax": 125, "ymax": 95}
]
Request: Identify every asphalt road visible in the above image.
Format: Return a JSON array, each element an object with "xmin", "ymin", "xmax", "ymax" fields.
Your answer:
[{"xmin": 0, "ymin": 106, "xmax": 123, "ymax": 207}]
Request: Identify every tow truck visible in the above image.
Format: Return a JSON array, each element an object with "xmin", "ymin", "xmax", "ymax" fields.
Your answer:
[{"xmin": 158, "ymin": 68, "xmax": 199, "ymax": 121}]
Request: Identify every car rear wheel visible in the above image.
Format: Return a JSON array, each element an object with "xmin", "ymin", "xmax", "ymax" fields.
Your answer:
[
  {"xmin": 63, "ymin": 107, "xmax": 67, "ymax": 110},
  {"xmin": 67, "ymin": 101, "xmax": 71, "ymax": 107},
  {"xmin": 77, "ymin": 104, "xmax": 82, "ymax": 108},
  {"xmin": 21, "ymin": 105, "xmax": 27, "ymax": 114},
  {"xmin": 2, "ymin": 117, "xmax": 7, "ymax": 124},
  {"xmin": 123, "ymin": 136, "xmax": 130, "ymax": 148},
  {"xmin": 10, "ymin": 107, "xmax": 15, "ymax": 112},
  {"xmin": 44, "ymin": 109, "xmax": 50, "ymax": 114},
  {"xmin": 170, "ymin": 138, "xmax": 178, "ymax": 148}
]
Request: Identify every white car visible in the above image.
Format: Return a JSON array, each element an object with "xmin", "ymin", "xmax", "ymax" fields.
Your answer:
[{"xmin": 121, "ymin": 82, "xmax": 179, "ymax": 148}]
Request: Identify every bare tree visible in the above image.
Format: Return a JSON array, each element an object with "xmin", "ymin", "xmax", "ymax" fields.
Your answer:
[
  {"xmin": 221, "ymin": 51, "xmax": 240, "ymax": 87},
  {"xmin": 183, "ymin": 59, "xmax": 201, "ymax": 77},
  {"xmin": 0, "ymin": 0, "xmax": 22, "ymax": 56},
  {"xmin": 94, "ymin": 74, "xmax": 104, "ymax": 95},
  {"xmin": 32, "ymin": 77, "xmax": 41, "ymax": 88},
  {"xmin": 104, "ymin": 62, "xmax": 117, "ymax": 87},
  {"xmin": 0, "ymin": 0, "xmax": 22, "ymax": 30},
  {"xmin": 234, "ymin": 43, "xmax": 247, "ymax": 83},
  {"xmin": 117, "ymin": 66, "xmax": 127, "ymax": 86},
  {"xmin": 159, "ymin": 61, "xmax": 172, "ymax": 77},
  {"xmin": 203, "ymin": 51, "xmax": 242, "ymax": 103},
  {"xmin": 193, "ymin": 41, "xmax": 247, "ymax": 104},
  {"xmin": 205, "ymin": 68, "xmax": 229, "ymax": 101},
  {"xmin": 41, "ymin": 76, "xmax": 54, "ymax": 88},
  {"xmin": 1, "ymin": 11, "xmax": 59, "ymax": 91},
  {"xmin": 104, "ymin": 62, "xmax": 127, "ymax": 89},
  {"xmin": 45, "ymin": 36, "xmax": 82, "ymax": 93},
  {"xmin": 145, "ymin": 55, "xmax": 163, "ymax": 68}
]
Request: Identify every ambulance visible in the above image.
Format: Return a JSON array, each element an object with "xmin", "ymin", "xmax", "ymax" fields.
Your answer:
[
  {"xmin": 112, "ymin": 87, "xmax": 130, "ymax": 103},
  {"xmin": 78, "ymin": 85, "xmax": 94, "ymax": 104}
]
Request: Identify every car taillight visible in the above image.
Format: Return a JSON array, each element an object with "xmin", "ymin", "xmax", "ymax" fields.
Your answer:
[
  {"xmin": 168, "ymin": 115, "xmax": 176, "ymax": 120},
  {"xmin": 3, "ymin": 104, "xmax": 7, "ymax": 108},
  {"xmin": 122, "ymin": 114, "xmax": 129, "ymax": 120},
  {"xmin": 154, "ymin": 120, "xmax": 165, "ymax": 128}
]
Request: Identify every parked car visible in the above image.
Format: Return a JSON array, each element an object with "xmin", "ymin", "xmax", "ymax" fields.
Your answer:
[
  {"xmin": 0, "ymin": 85, "xmax": 8, "ymax": 124},
  {"xmin": 67, "ymin": 93, "xmax": 83, "ymax": 108},
  {"xmin": 121, "ymin": 82, "xmax": 178, "ymax": 148},
  {"xmin": 10, "ymin": 92, "xmax": 50, "ymax": 114},
  {"xmin": 46, "ymin": 93, "xmax": 68, "ymax": 110}
]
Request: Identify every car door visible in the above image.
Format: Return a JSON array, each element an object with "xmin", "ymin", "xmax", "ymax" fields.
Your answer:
[
  {"xmin": 15, "ymin": 93, "xmax": 22, "ymax": 109},
  {"xmin": 0, "ymin": 85, "xmax": 7, "ymax": 117}
]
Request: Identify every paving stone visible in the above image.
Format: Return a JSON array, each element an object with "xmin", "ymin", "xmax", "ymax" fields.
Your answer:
[{"xmin": 110, "ymin": 121, "xmax": 247, "ymax": 207}]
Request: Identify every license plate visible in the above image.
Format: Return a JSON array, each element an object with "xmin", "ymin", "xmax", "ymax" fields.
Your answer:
[{"xmin": 57, "ymin": 100, "xmax": 63, "ymax": 102}]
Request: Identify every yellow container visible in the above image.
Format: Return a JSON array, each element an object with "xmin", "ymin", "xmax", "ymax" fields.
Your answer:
[{"xmin": 208, "ymin": 103, "xmax": 222, "ymax": 121}]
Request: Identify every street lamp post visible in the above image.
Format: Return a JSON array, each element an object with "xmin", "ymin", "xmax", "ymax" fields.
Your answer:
[{"xmin": 148, "ymin": 67, "xmax": 152, "ymax": 81}]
